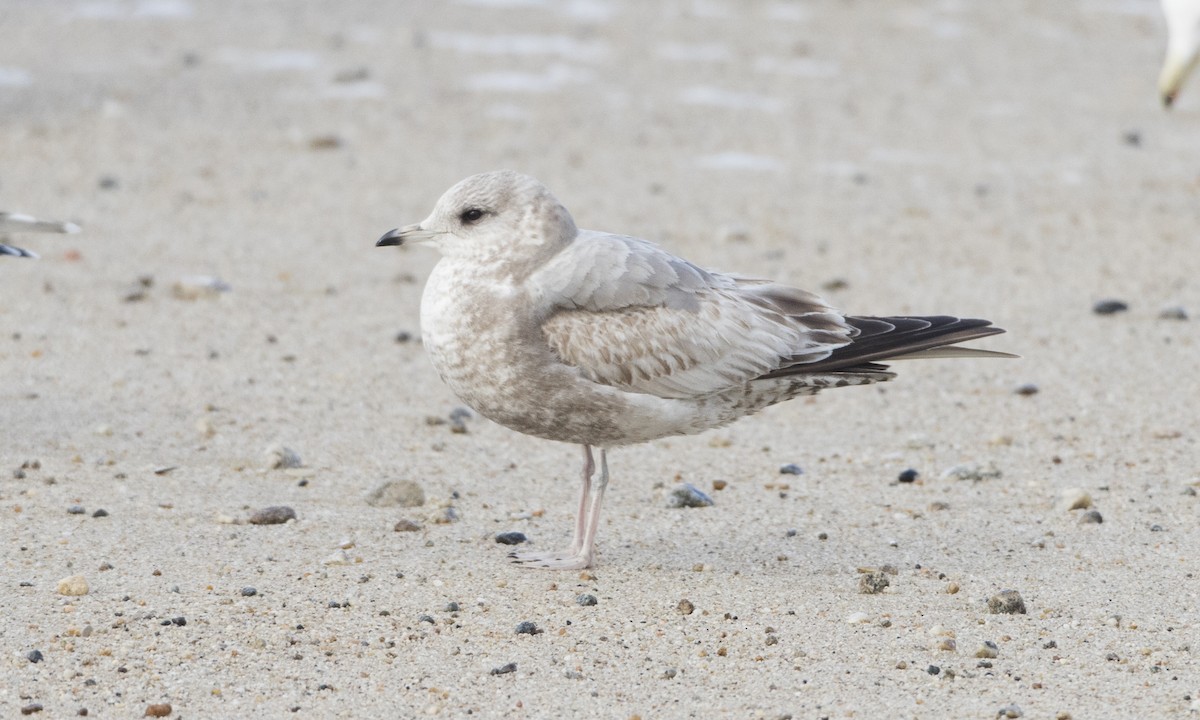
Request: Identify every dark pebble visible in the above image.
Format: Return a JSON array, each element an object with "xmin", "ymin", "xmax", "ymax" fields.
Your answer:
[
  {"xmin": 1079, "ymin": 510, "xmax": 1103, "ymax": 524},
  {"xmin": 1122, "ymin": 130, "xmax": 1141, "ymax": 147},
  {"xmin": 444, "ymin": 601, "xmax": 460, "ymax": 612},
  {"xmin": 494, "ymin": 531, "xmax": 528, "ymax": 545},
  {"xmin": 858, "ymin": 571, "xmax": 890, "ymax": 594},
  {"xmin": 172, "ymin": 616, "xmax": 185, "ymax": 626},
  {"xmin": 1150, "ymin": 524, "xmax": 1163, "ymax": 532},
  {"xmin": 785, "ymin": 528, "xmax": 797, "ymax": 537},
  {"xmin": 666, "ymin": 482, "xmax": 714, "ymax": 508},
  {"xmin": 393, "ymin": 518, "xmax": 422, "ymax": 532},
  {"xmin": 817, "ymin": 532, "xmax": 828, "ymax": 540},
  {"xmin": 92, "ymin": 509, "xmax": 109, "ymax": 518},
  {"xmin": 1043, "ymin": 640, "xmax": 1057, "ymax": 649},
  {"xmin": 677, "ymin": 599, "xmax": 695, "ymax": 615},
  {"xmin": 27, "ymin": 649, "xmax": 44, "ymax": 663},
  {"xmin": 897, "ymin": 468, "xmax": 919, "ymax": 483},
  {"xmin": 67, "ymin": 505, "xmax": 86, "ymax": 514},
  {"xmin": 1014, "ymin": 383, "xmax": 1039, "ymax": 396},
  {"xmin": 779, "ymin": 463, "xmax": 804, "ymax": 475},
  {"xmin": 490, "ymin": 662, "xmax": 517, "ymax": 676},
  {"xmin": 418, "ymin": 614, "xmax": 435, "ymax": 624},
  {"xmin": 926, "ymin": 665, "xmax": 940, "ymax": 675},
  {"xmin": 394, "ymin": 331, "xmax": 413, "ymax": 343},
  {"xmin": 515, "ymin": 621, "xmax": 542, "ymax": 635},
  {"xmin": 576, "ymin": 594, "xmax": 598, "ymax": 606},
  {"xmin": 248, "ymin": 506, "xmax": 296, "ymax": 525},
  {"xmin": 241, "ymin": 587, "xmax": 257, "ymax": 597},
  {"xmin": 20, "ymin": 704, "xmax": 43, "ymax": 715},
  {"xmin": 1092, "ymin": 299, "xmax": 1128, "ymax": 315},
  {"xmin": 987, "ymin": 589, "xmax": 1027, "ymax": 615}
]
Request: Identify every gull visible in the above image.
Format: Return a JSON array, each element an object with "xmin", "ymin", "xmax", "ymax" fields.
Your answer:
[
  {"xmin": 1160, "ymin": 0, "xmax": 1200, "ymax": 106},
  {"xmin": 0, "ymin": 212, "xmax": 82, "ymax": 259},
  {"xmin": 377, "ymin": 171, "xmax": 1012, "ymax": 570}
]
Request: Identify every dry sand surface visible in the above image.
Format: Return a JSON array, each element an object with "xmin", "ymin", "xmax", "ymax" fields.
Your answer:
[{"xmin": 3, "ymin": 1, "xmax": 1199, "ymax": 718}]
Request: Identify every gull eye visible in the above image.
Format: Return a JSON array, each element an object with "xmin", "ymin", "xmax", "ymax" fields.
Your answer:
[{"xmin": 459, "ymin": 207, "xmax": 485, "ymax": 225}]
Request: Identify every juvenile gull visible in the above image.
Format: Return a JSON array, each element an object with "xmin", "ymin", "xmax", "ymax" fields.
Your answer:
[
  {"xmin": 377, "ymin": 171, "xmax": 1011, "ymax": 570},
  {"xmin": 0, "ymin": 212, "xmax": 82, "ymax": 259}
]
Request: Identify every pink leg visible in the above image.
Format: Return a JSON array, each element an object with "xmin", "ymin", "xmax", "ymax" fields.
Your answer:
[{"xmin": 510, "ymin": 445, "xmax": 607, "ymax": 570}]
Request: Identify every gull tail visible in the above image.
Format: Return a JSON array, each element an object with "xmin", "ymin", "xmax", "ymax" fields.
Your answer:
[{"xmin": 762, "ymin": 315, "xmax": 1014, "ymax": 378}]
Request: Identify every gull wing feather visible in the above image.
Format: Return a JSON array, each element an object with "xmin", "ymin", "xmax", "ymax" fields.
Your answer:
[{"xmin": 529, "ymin": 231, "xmax": 854, "ymax": 399}]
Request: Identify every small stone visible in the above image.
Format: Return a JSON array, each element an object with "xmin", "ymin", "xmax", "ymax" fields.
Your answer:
[
  {"xmin": 940, "ymin": 461, "xmax": 1002, "ymax": 482},
  {"xmin": 444, "ymin": 601, "xmax": 461, "ymax": 612},
  {"xmin": 394, "ymin": 330, "xmax": 413, "ymax": 343},
  {"xmin": 324, "ymin": 549, "xmax": 352, "ymax": 565},
  {"xmin": 997, "ymin": 704, "xmax": 1023, "ymax": 718},
  {"xmin": 416, "ymin": 613, "xmax": 434, "ymax": 623},
  {"xmin": 144, "ymin": 703, "xmax": 172, "ymax": 717},
  {"xmin": 937, "ymin": 638, "xmax": 957, "ymax": 652},
  {"xmin": 20, "ymin": 704, "xmax": 43, "ymax": 715},
  {"xmin": 449, "ymin": 406, "xmax": 472, "ymax": 433},
  {"xmin": 241, "ymin": 587, "xmax": 257, "ymax": 597},
  {"xmin": 172, "ymin": 275, "xmax": 230, "ymax": 300},
  {"xmin": 946, "ymin": 582, "xmax": 960, "ymax": 594},
  {"xmin": 92, "ymin": 509, "xmax": 109, "ymax": 518},
  {"xmin": 1078, "ymin": 510, "xmax": 1103, "ymax": 524},
  {"xmin": 264, "ymin": 445, "xmax": 302, "ymax": 470},
  {"xmin": 57, "ymin": 575, "xmax": 89, "ymax": 596},
  {"xmin": 170, "ymin": 616, "xmax": 186, "ymax": 626},
  {"xmin": 1158, "ymin": 304, "xmax": 1188, "ymax": 320},
  {"xmin": 897, "ymin": 468, "xmax": 918, "ymax": 483},
  {"xmin": 515, "ymin": 621, "xmax": 541, "ymax": 635},
  {"xmin": 858, "ymin": 571, "xmax": 890, "ymax": 594},
  {"xmin": 666, "ymin": 483, "xmax": 713, "ymax": 508},
  {"xmin": 67, "ymin": 505, "xmax": 86, "ymax": 514},
  {"xmin": 1014, "ymin": 383, "xmax": 1039, "ymax": 396},
  {"xmin": 495, "ymin": 531, "xmax": 528, "ymax": 545},
  {"xmin": 1060, "ymin": 488, "xmax": 1093, "ymax": 511},
  {"xmin": 987, "ymin": 589, "xmax": 1027, "ymax": 615},
  {"xmin": 711, "ymin": 479, "xmax": 727, "ymax": 490},
  {"xmin": 393, "ymin": 518, "xmax": 422, "ymax": 532},
  {"xmin": 365, "ymin": 479, "xmax": 426, "ymax": 508},
  {"xmin": 576, "ymin": 594, "xmax": 598, "ymax": 606},
  {"xmin": 248, "ymin": 506, "xmax": 296, "ymax": 525},
  {"xmin": 817, "ymin": 532, "xmax": 828, "ymax": 540},
  {"xmin": 426, "ymin": 505, "xmax": 459, "ymax": 524},
  {"xmin": 975, "ymin": 640, "xmax": 999, "ymax": 659},
  {"xmin": 779, "ymin": 463, "xmax": 804, "ymax": 475},
  {"xmin": 765, "ymin": 634, "xmax": 779, "ymax": 646},
  {"xmin": 1092, "ymin": 299, "xmax": 1128, "ymax": 315},
  {"xmin": 27, "ymin": 649, "xmax": 44, "ymax": 663},
  {"xmin": 845, "ymin": 611, "xmax": 871, "ymax": 624},
  {"xmin": 490, "ymin": 662, "xmax": 517, "ymax": 675},
  {"xmin": 676, "ymin": 599, "xmax": 695, "ymax": 615},
  {"xmin": 926, "ymin": 665, "xmax": 940, "ymax": 675}
]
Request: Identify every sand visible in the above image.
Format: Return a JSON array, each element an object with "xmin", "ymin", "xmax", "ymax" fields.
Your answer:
[{"xmin": 2, "ymin": 1, "xmax": 1198, "ymax": 717}]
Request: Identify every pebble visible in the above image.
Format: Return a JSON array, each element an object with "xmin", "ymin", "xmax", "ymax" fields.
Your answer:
[
  {"xmin": 997, "ymin": 704, "xmax": 1023, "ymax": 718},
  {"xmin": 515, "ymin": 621, "xmax": 542, "ymax": 635},
  {"xmin": 248, "ymin": 506, "xmax": 296, "ymax": 525},
  {"xmin": 393, "ymin": 518, "xmax": 422, "ymax": 532},
  {"xmin": 20, "ymin": 704, "xmax": 42, "ymax": 715},
  {"xmin": 394, "ymin": 330, "xmax": 414, "ymax": 343},
  {"xmin": 365, "ymin": 479, "xmax": 426, "ymax": 508},
  {"xmin": 449, "ymin": 406, "xmax": 472, "ymax": 433},
  {"xmin": 92, "ymin": 509, "xmax": 109, "ymax": 518},
  {"xmin": 490, "ymin": 662, "xmax": 517, "ymax": 675},
  {"xmin": 425, "ymin": 505, "xmax": 460, "ymax": 524},
  {"xmin": 241, "ymin": 587, "xmax": 257, "ymax": 597},
  {"xmin": 677, "ymin": 599, "xmax": 695, "ymax": 615},
  {"xmin": 576, "ymin": 594, "xmax": 598, "ymax": 606},
  {"xmin": 778, "ymin": 463, "xmax": 804, "ymax": 475},
  {"xmin": 264, "ymin": 445, "xmax": 302, "ymax": 470},
  {"xmin": 940, "ymin": 461, "xmax": 1002, "ymax": 482},
  {"xmin": 937, "ymin": 638, "xmax": 957, "ymax": 652},
  {"xmin": 67, "ymin": 505, "xmax": 86, "ymax": 514},
  {"xmin": 858, "ymin": 571, "xmax": 890, "ymax": 595},
  {"xmin": 494, "ymin": 531, "xmax": 528, "ymax": 545},
  {"xmin": 975, "ymin": 640, "xmax": 999, "ymax": 659},
  {"xmin": 1092, "ymin": 299, "xmax": 1128, "ymax": 315},
  {"xmin": 57, "ymin": 575, "xmax": 89, "ymax": 596},
  {"xmin": 845, "ymin": 612, "xmax": 872, "ymax": 624},
  {"xmin": 987, "ymin": 589, "xmax": 1027, "ymax": 615},
  {"xmin": 897, "ymin": 468, "xmax": 919, "ymax": 483},
  {"xmin": 172, "ymin": 275, "xmax": 230, "ymax": 300},
  {"xmin": 27, "ymin": 649, "xmax": 44, "ymax": 663},
  {"xmin": 1060, "ymin": 488, "xmax": 1093, "ymax": 511},
  {"xmin": 144, "ymin": 703, "xmax": 172, "ymax": 717},
  {"xmin": 1014, "ymin": 383, "xmax": 1039, "ymax": 396},
  {"xmin": 926, "ymin": 665, "xmax": 940, "ymax": 675},
  {"xmin": 666, "ymin": 483, "xmax": 714, "ymax": 508},
  {"xmin": 1158, "ymin": 304, "xmax": 1188, "ymax": 320},
  {"xmin": 1078, "ymin": 509, "xmax": 1103, "ymax": 524}
]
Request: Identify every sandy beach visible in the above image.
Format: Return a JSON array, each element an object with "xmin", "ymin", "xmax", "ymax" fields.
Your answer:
[{"xmin": 3, "ymin": 1, "xmax": 1198, "ymax": 717}]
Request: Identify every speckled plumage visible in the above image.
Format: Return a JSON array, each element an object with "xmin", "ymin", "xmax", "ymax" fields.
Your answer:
[{"xmin": 377, "ymin": 170, "xmax": 1010, "ymax": 569}]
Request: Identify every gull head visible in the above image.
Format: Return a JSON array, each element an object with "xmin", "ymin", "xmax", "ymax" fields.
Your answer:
[{"xmin": 377, "ymin": 170, "xmax": 578, "ymax": 261}]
